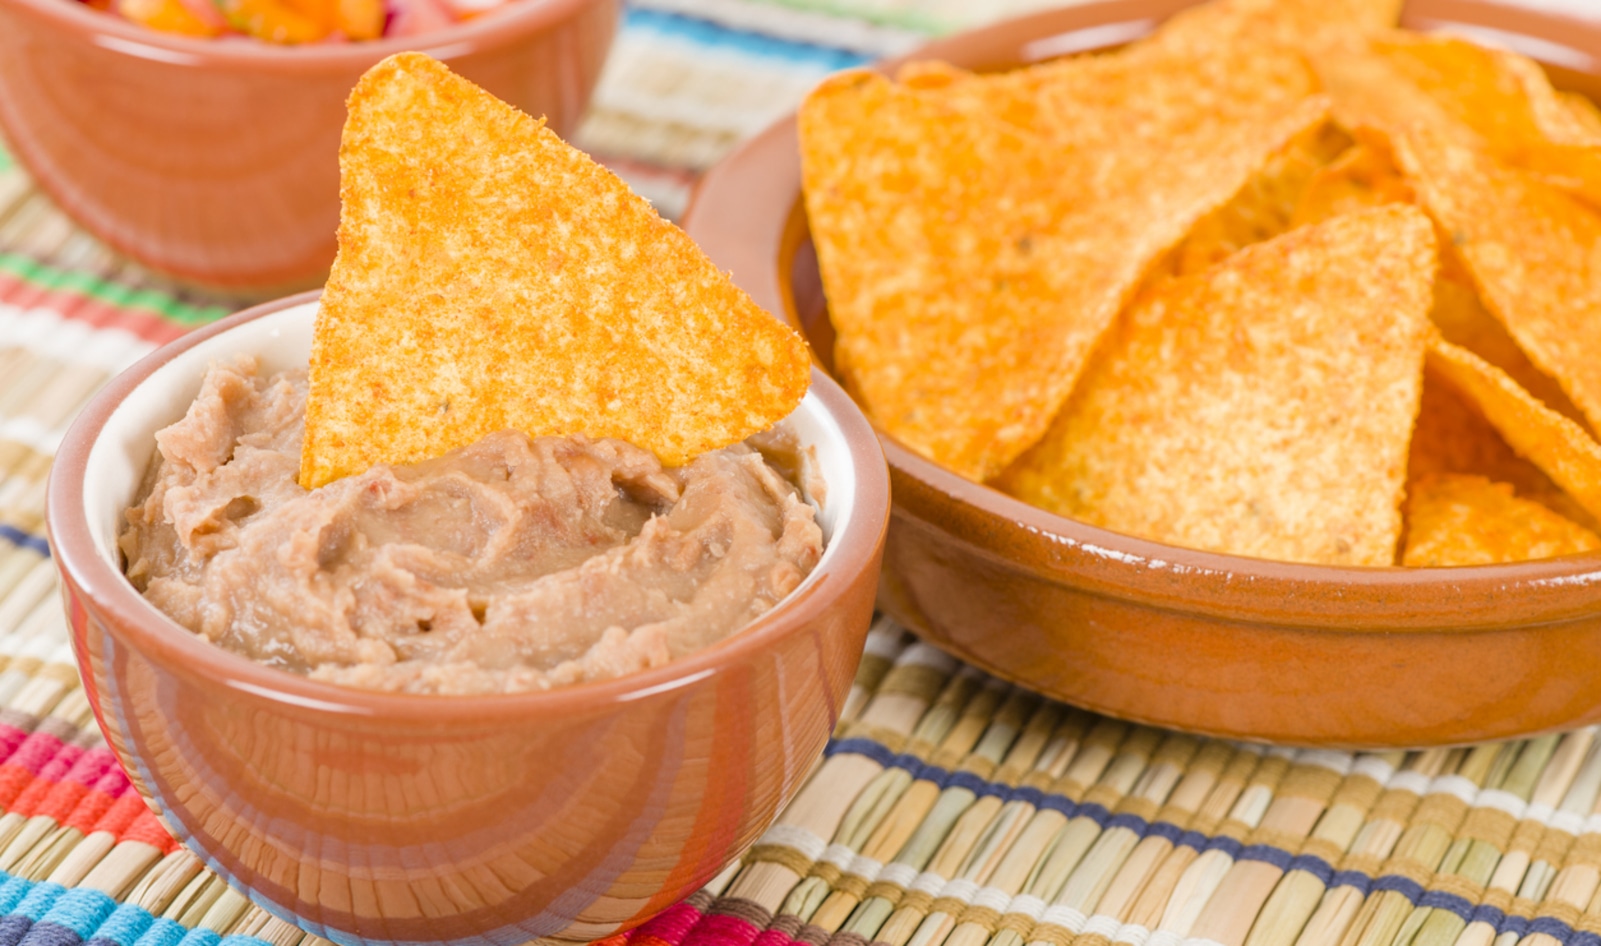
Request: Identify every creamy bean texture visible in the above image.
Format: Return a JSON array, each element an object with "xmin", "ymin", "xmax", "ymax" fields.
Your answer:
[{"xmin": 120, "ymin": 357, "xmax": 824, "ymax": 695}]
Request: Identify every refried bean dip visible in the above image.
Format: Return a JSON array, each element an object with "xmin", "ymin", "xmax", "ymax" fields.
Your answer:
[{"xmin": 120, "ymin": 357, "xmax": 824, "ymax": 695}]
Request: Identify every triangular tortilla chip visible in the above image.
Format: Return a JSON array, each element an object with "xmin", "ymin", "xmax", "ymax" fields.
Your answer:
[
  {"xmin": 1155, "ymin": 0, "xmax": 1401, "ymax": 55},
  {"xmin": 1162, "ymin": 122, "xmax": 1349, "ymax": 278},
  {"xmin": 1563, "ymin": 91, "xmax": 1601, "ymax": 137},
  {"xmin": 1424, "ymin": 338, "xmax": 1601, "ymax": 524},
  {"xmin": 1366, "ymin": 34, "xmax": 1601, "ymax": 210},
  {"xmin": 1290, "ymin": 142, "xmax": 1414, "ymax": 227},
  {"xmin": 996, "ymin": 206, "xmax": 1435, "ymax": 566},
  {"xmin": 800, "ymin": 70, "xmax": 1329, "ymax": 480},
  {"xmin": 1394, "ymin": 127, "xmax": 1601, "ymax": 436},
  {"xmin": 1425, "ymin": 271, "xmax": 1588, "ymax": 429},
  {"xmin": 301, "ymin": 53, "xmax": 810, "ymax": 488},
  {"xmin": 1403, "ymin": 473, "xmax": 1600, "ymax": 566},
  {"xmin": 799, "ymin": 71, "xmax": 1071, "ymax": 481},
  {"xmin": 894, "ymin": 40, "xmax": 1326, "ymax": 296},
  {"xmin": 1291, "ymin": 142, "xmax": 1587, "ymax": 426},
  {"xmin": 1313, "ymin": 34, "xmax": 1471, "ymax": 145},
  {"xmin": 1407, "ymin": 369, "xmax": 1594, "ymax": 529},
  {"xmin": 895, "ymin": 26, "xmax": 1316, "ymax": 154},
  {"xmin": 1314, "ymin": 39, "xmax": 1601, "ymax": 415}
]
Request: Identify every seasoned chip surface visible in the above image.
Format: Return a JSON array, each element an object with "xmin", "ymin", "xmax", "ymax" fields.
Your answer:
[
  {"xmin": 798, "ymin": 72, "xmax": 1068, "ymax": 481},
  {"xmin": 1291, "ymin": 142, "xmax": 1587, "ymax": 425},
  {"xmin": 1369, "ymin": 35, "xmax": 1601, "ymax": 209},
  {"xmin": 1156, "ymin": 0, "xmax": 1402, "ymax": 53},
  {"xmin": 1290, "ymin": 143, "xmax": 1414, "ymax": 227},
  {"xmin": 300, "ymin": 53, "xmax": 810, "ymax": 488},
  {"xmin": 1162, "ymin": 122, "xmax": 1350, "ymax": 279},
  {"xmin": 1424, "ymin": 339, "xmax": 1601, "ymax": 524},
  {"xmin": 1408, "ymin": 366, "xmax": 1593, "ymax": 529},
  {"xmin": 1402, "ymin": 473, "xmax": 1601, "ymax": 567},
  {"xmin": 997, "ymin": 206, "xmax": 1435, "ymax": 566},
  {"xmin": 897, "ymin": 24, "xmax": 1318, "ymax": 152},
  {"xmin": 799, "ymin": 69, "xmax": 1329, "ymax": 480},
  {"xmin": 1394, "ymin": 129, "xmax": 1601, "ymax": 438}
]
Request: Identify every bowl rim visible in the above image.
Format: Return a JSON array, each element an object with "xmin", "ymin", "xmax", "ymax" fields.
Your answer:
[
  {"xmin": 45, "ymin": 290, "xmax": 892, "ymax": 722},
  {"xmin": 0, "ymin": 0, "xmax": 608, "ymax": 71},
  {"xmin": 681, "ymin": 0, "xmax": 1601, "ymax": 632}
]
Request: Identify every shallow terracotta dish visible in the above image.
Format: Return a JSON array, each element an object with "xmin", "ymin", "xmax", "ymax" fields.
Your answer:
[
  {"xmin": 0, "ymin": 0, "xmax": 616, "ymax": 292},
  {"xmin": 45, "ymin": 293, "xmax": 889, "ymax": 946},
  {"xmin": 682, "ymin": 0, "xmax": 1601, "ymax": 750}
]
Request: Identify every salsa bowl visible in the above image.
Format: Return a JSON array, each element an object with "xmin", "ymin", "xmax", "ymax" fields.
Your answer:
[{"xmin": 0, "ymin": 0, "xmax": 617, "ymax": 292}]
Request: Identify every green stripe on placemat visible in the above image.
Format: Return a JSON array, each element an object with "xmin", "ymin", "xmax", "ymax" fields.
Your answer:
[
  {"xmin": 754, "ymin": 0, "xmax": 948, "ymax": 34},
  {"xmin": 0, "ymin": 253, "xmax": 232, "ymax": 327},
  {"xmin": 0, "ymin": 145, "xmax": 13, "ymax": 173}
]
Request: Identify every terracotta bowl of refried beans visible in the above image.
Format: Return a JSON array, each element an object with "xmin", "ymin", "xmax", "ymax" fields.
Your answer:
[{"xmin": 45, "ymin": 291, "xmax": 890, "ymax": 946}]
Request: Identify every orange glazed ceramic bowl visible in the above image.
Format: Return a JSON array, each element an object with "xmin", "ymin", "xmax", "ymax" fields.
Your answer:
[
  {"xmin": 682, "ymin": 0, "xmax": 1601, "ymax": 750},
  {"xmin": 0, "ymin": 0, "xmax": 616, "ymax": 292},
  {"xmin": 45, "ymin": 293, "xmax": 889, "ymax": 946}
]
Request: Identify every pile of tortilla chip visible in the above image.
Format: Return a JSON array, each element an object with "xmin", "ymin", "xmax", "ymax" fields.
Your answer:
[
  {"xmin": 299, "ymin": 53, "xmax": 812, "ymax": 491},
  {"xmin": 798, "ymin": 0, "xmax": 1601, "ymax": 568}
]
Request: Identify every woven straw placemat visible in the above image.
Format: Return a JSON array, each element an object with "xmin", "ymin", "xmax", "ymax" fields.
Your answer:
[{"xmin": 5, "ymin": 3, "xmax": 1601, "ymax": 944}]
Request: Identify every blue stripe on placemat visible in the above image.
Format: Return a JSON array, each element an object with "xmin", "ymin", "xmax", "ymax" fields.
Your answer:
[
  {"xmin": 624, "ymin": 7, "xmax": 871, "ymax": 69},
  {"xmin": 12, "ymin": 884, "xmax": 64, "ymax": 924},
  {"xmin": 1287, "ymin": 854, "xmax": 1335, "ymax": 887},
  {"xmin": 0, "ymin": 874, "xmax": 275, "ymax": 946},
  {"xmin": 820, "ymin": 734, "xmax": 1575, "ymax": 938},
  {"xmin": 1419, "ymin": 889, "xmax": 1478, "ymax": 921},
  {"xmin": 130, "ymin": 920, "xmax": 185, "ymax": 946},
  {"xmin": 37, "ymin": 889, "xmax": 117, "ymax": 940},
  {"xmin": 1238, "ymin": 844, "xmax": 1294, "ymax": 870},
  {"xmin": 83, "ymin": 903, "xmax": 155, "ymax": 946},
  {"xmin": 0, "ymin": 525, "xmax": 48, "ymax": 558}
]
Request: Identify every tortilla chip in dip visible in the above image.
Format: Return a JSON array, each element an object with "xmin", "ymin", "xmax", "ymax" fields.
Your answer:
[{"xmin": 301, "ymin": 53, "xmax": 811, "ymax": 488}]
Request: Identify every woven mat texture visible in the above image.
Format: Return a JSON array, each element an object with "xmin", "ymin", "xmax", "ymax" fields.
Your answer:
[{"xmin": 8, "ymin": 2, "xmax": 1601, "ymax": 946}]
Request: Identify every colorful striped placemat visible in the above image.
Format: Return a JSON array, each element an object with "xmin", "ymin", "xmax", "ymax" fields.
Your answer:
[{"xmin": 7, "ymin": 2, "xmax": 1601, "ymax": 945}]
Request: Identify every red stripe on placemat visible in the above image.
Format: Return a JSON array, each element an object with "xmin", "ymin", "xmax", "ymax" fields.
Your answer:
[
  {"xmin": 684, "ymin": 913, "xmax": 763, "ymax": 946},
  {"xmin": 622, "ymin": 900, "xmax": 707, "ymax": 946},
  {"xmin": 122, "ymin": 809, "xmax": 179, "ymax": 853},
  {"xmin": 0, "ymin": 273, "xmax": 190, "ymax": 346},
  {"xmin": 749, "ymin": 926, "xmax": 798, "ymax": 946},
  {"xmin": 0, "ymin": 737, "xmax": 126, "ymax": 803},
  {"xmin": 0, "ymin": 732, "xmax": 68, "ymax": 805},
  {"xmin": 87, "ymin": 788, "xmax": 154, "ymax": 838},
  {"xmin": 0, "ymin": 726, "xmax": 31, "ymax": 768},
  {"xmin": 51, "ymin": 772, "xmax": 127, "ymax": 832},
  {"xmin": 0, "ymin": 722, "xmax": 118, "ymax": 788},
  {"xmin": 11, "ymin": 743, "xmax": 87, "ymax": 816},
  {"xmin": 0, "ymin": 714, "xmax": 177, "ymax": 846},
  {"xmin": 28, "ymin": 750, "xmax": 120, "ymax": 822}
]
